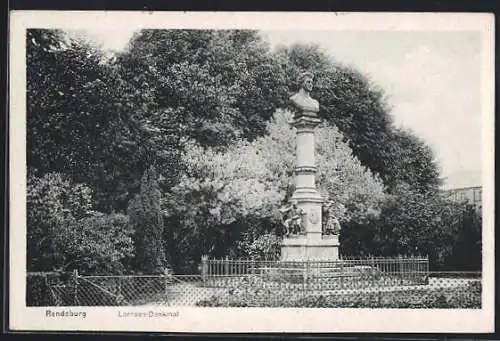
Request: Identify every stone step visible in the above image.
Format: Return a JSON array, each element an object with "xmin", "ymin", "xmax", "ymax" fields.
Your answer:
[{"xmin": 256, "ymin": 265, "xmax": 382, "ymax": 279}]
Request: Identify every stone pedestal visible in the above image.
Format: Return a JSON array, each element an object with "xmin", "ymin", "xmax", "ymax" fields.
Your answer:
[
  {"xmin": 280, "ymin": 113, "xmax": 340, "ymax": 261},
  {"xmin": 281, "ymin": 235, "xmax": 339, "ymax": 261}
]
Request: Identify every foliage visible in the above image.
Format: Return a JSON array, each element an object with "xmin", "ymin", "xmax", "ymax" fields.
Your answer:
[
  {"xmin": 128, "ymin": 167, "xmax": 167, "ymax": 274},
  {"xmin": 163, "ymin": 138, "xmax": 282, "ymax": 272},
  {"xmin": 107, "ymin": 29, "xmax": 290, "ymax": 212},
  {"xmin": 384, "ymin": 128, "xmax": 441, "ymax": 194},
  {"xmin": 28, "ymin": 29, "xmax": 140, "ymax": 212},
  {"xmin": 315, "ymin": 121, "xmax": 386, "ymax": 223},
  {"xmin": 26, "ymin": 29, "xmax": 453, "ymax": 275},
  {"xmin": 341, "ymin": 184, "xmax": 482, "ymax": 270},
  {"xmin": 164, "ymin": 110, "xmax": 385, "ymax": 271},
  {"xmin": 250, "ymin": 110, "xmax": 386, "ymax": 224},
  {"xmin": 196, "ymin": 275, "xmax": 300, "ymax": 307},
  {"xmin": 272, "ymin": 43, "xmax": 441, "ymax": 193},
  {"xmin": 28, "ymin": 30, "xmax": 102, "ymax": 180},
  {"xmin": 26, "ymin": 272, "xmax": 69, "ymax": 306},
  {"xmin": 291, "ymin": 286, "xmax": 481, "ymax": 308},
  {"xmin": 119, "ymin": 30, "xmax": 286, "ymax": 146},
  {"xmin": 27, "ymin": 171, "xmax": 135, "ymax": 274},
  {"xmin": 63, "ymin": 213, "xmax": 135, "ymax": 275},
  {"xmin": 446, "ymin": 204, "xmax": 482, "ymax": 271},
  {"xmin": 196, "ymin": 277, "xmax": 481, "ymax": 308},
  {"xmin": 375, "ymin": 186, "xmax": 468, "ymax": 269},
  {"xmin": 27, "ymin": 171, "xmax": 94, "ymax": 271},
  {"xmin": 27, "ymin": 28, "xmax": 441, "ymax": 213},
  {"xmin": 236, "ymin": 233, "xmax": 282, "ymax": 261},
  {"xmin": 27, "ymin": 29, "xmax": 185, "ymax": 212},
  {"xmin": 26, "ymin": 274, "xmax": 50, "ymax": 306}
]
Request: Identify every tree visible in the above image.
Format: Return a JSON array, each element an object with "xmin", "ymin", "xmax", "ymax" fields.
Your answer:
[
  {"xmin": 117, "ymin": 29, "xmax": 287, "ymax": 147},
  {"xmin": 446, "ymin": 203, "xmax": 482, "ymax": 271},
  {"xmin": 236, "ymin": 233, "xmax": 282, "ymax": 261},
  {"xmin": 249, "ymin": 110, "xmax": 387, "ymax": 223},
  {"xmin": 28, "ymin": 29, "xmax": 110, "ymax": 179},
  {"xmin": 26, "ymin": 171, "xmax": 134, "ymax": 274},
  {"xmin": 27, "ymin": 29, "xmax": 441, "ymax": 215},
  {"xmin": 26, "ymin": 29, "xmax": 448, "ymax": 272},
  {"xmin": 271, "ymin": 43, "xmax": 441, "ymax": 194},
  {"xmin": 163, "ymin": 110, "xmax": 385, "ymax": 271},
  {"xmin": 27, "ymin": 29, "xmax": 132, "ymax": 211},
  {"xmin": 60, "ymin": 213, "xmax": 135, "ymax": 275},
  {"xmin": 163, "ymin": 138, "xmax": 282, "ymax": 272},
  {"xmin": 384, "ymin": 128, "xmax": 441, "ymax": 194},
  {"xmin": 27, "ymin": 29, "xmax": 178, "ymax": 212},
  {"xmin": 128, "ymin": 167, "xmax": 167, "ymax": 274},
  {"xmin": 344, "ymin": 183, "xmax": 479, "ymax": 270}
]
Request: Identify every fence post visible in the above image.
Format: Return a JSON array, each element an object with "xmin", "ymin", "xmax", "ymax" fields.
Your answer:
[
  {"xmin": 164, "ymin": 268, "xmax": 170, "ymax": 301},
  {"xmin": 278, "ymin": 259, "xmax": 282, "ymax": 291},
  {"xmin": 118, "ymin": 277, "xmax": 122, "ymax": 302},
  {"xmin": 340, "ymin": 259, "xmax": 344, "ymax": 289},
  {"xmin": 72, "ymin": 269, "xmax": 78, "ymax": 306},
  {"xmin": 396, "ymin": 255, "xmax": 400, "ymax": 285},
  {"xmin": 306, "ymin": 259, "xmax": 310, "ymax": 295},
  {"xmin": 412, "ymin": 255, "xmax": 416, "ymax": 283},
  {"xmin": 425, "ymin": 254, "xmax": 430, "ymax": 284},
  {"xmin": 201, "ymin": 255, "xmax": 208, "ymax": 284},
  {"xmin": 224, "ymin": 256, "xmax": 229, "ymax": 276},
  {"xmin": 370, "ymin": 255, "xmax": 375, "ymax": 287},
  {"xmin": 405, "ymin": 255, "xmax": 409, "ymax": 283}
]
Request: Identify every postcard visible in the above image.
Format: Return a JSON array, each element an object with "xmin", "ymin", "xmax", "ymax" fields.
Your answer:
[{"xmin": 8, "ymin": 11, "xmax": 495, "ymax": 333}]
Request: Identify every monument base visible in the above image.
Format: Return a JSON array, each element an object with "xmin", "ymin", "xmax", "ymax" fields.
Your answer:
[{"xmin": 280, "ymin": 235, "xmax": 339, "ymax": 261}]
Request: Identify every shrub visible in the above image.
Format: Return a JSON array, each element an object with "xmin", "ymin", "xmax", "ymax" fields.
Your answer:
[
  {"xmin": 26, "ymin": 272, "xmax": 71, "ymax": 306},
  {"xmin": 27, "ymin": 172, "xmax": 95, "ymax": 271},
  {"xmin": 237, "ymin": 233, "xmax": 282, "ymax": 261},
  {"xmin": 165, "ymin": 110, "xmax": 386, "ymax": 271},
  {"xmin": 196, "ymin": 275, "xmax": 301, "ymax": 307},
  {"xmin": 344, "ymin": 184, "xmax": 482, "ymax": 271},
  {"xmin": 61, "ymin": 213, "xmax": 134, "ymax": 275},
  {"xmin": 197, "ymin": 279, "xmax": 481, "ymax": 308},
  {"xmin": 27, "ymin": 273, "xmax": 53, "ymax": 306}
]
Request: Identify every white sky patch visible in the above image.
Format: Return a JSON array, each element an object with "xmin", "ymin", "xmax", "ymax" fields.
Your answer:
[
  {"xmin": 71, "ymin": 28, "xmax": 483, "ymax": 181},
  {"xmin": 71, "ymin": 28, "xmax": 138, "ymax": 51}
]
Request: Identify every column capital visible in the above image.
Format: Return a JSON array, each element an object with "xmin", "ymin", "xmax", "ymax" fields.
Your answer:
[
  {"xmin": 295, "ymin": 166, "xmax": 316, "ymax": 174},
  {"xmin": 290, "ymin": 115, "xmax": 322, "ymax": 130}
]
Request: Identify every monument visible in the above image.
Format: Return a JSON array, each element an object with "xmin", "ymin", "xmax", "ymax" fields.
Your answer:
[{"xmin": 280, "ymin": 72, "xmax": 340, "ymax": 261}]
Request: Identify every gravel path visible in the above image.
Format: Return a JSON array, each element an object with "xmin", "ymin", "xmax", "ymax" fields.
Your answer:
[{"xmin": 140, "ymin": 283, "xmax": 224, "ymax": 306}]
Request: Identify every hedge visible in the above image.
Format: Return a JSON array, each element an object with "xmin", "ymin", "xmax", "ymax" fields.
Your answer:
[
  {"xmin": 26, "ymin": 272, "xmax": 71, "ymax": 306},
  {"xmin": 196, "ymin": 280, "xmax": 481, "ymax": 308}
]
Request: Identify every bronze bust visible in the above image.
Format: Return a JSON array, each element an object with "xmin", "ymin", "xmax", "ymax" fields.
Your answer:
[{"xmin": 289, "ymin": 72, "xmax": 319, "ymax": 116}]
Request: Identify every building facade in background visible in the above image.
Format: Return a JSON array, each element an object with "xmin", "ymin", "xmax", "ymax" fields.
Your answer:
[{"xmin": 441, "ymin": 170, "xmax": 482, "ymax": 209}]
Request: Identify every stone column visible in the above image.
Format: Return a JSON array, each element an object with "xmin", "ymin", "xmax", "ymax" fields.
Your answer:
[
  {"xmin": 290, "ymin": 115, "xmax": 323, "ymax": 241},
  {"xmin": 280, "ymin": 71, "xmax": 339, "ymax": 261}
]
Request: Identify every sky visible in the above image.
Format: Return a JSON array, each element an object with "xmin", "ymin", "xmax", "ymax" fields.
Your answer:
[{"xmin": 79, "ymin": 28, "xmax": 483, "ymax": 185}]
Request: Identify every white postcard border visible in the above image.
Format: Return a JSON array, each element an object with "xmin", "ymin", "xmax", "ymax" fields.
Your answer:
[{"xmin": 8, "ymin": 11, "xmax": 495, "ymax": 333}]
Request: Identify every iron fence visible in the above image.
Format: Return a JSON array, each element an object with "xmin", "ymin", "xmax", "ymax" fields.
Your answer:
[
  {"xmin": 27, "ymin": 267, "xmax": 480, "ymax": 308},
  {"xmin": 196, "ymin": 271, "xmax": 481, "ymax": 308},
  {"xmin": 201, "ymin": 256, "xmax": 430, "ymax": 289}
]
